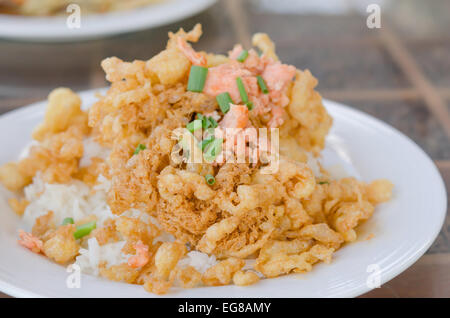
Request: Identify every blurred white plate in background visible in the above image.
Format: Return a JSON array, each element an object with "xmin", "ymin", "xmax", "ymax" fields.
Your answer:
[
  {"xmin": 0, "ymin": 89, "xmax": 446, "ymax": 297},
  {"xmin": 0, "ymin": 0, "xmax": 216, "ymax": 42}
]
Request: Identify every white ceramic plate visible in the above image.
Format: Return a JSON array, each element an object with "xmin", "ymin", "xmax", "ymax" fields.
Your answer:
[
  {"xmin": 0, "ymin": 89, "xmax": 446, "ymax": 298},
  {"xmin": 0, "ymin": 0, "xmax": 216, "ymax": 42}
]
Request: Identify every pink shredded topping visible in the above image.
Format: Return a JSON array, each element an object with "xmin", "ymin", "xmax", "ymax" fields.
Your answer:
[
  {"xmin": 177, "ymin": 37, "xmax": 207, "ymax": 66},
  {"xmin": 18, "ymin": 229, "xmax": 43, "ymax": 254},
  {"xmin": 267, "ymin": 105, "xmax": 287, "ymax": 128},
  {"xmin": 203, "ymin": 48, "xmax": 295, "ymax": 128},
  {"xmin": 127, "ymin": 241, "xmax": 150, "ymax": 268},
  {"xmin": 219, "ymin": 104, "xmax": 249, "ymax": 129}
]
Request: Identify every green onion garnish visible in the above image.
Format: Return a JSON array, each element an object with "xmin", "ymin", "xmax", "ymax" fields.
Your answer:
[
  {"xmin": 208, "ymin": 117, "xmax": 218, "ymax": 128},
  {"xmin": 196, "ymin": 113, "xmax": 218, "ymax": 129},
  {"xmin": 134, "ymin": 144, "xmax": 146, "ymax": 155},
  {"xmin": 204, "ymin": 138, "xmax": 223, "ymax": 162},
  {"xmin": 187, "ymin": 65, "xmax": 208, "ymax": 92},
  {"xmin": 236, "ymin": 77, "xmax": 249, "ymax": 103},
  {"xmin": 257, "ymin": 75, "xmax": 269, "ymax": 94},
  {"xmin": 187, "ymin": 119, "xmax": 202, "ymax": 133},
  {"xmin": 216, "ymin": 92, "xmax": 233, "ymax": 114},
  {"xmin": 200, "ymin": 136, "xmax": 215, "ymax": 151},
  {"xmin": 205, "ymin": 174, "xmax": 216, "ymax": 185},
  {"xmin": 62, "ymin": 217, "xmax": 74, "ymax": 225},
  {"xmin": 246, "ymin": 101, "xmax": 254, "ymax": 110},
  {"xmin": 318, "ymin": 181, "xmax": 329, "ymax": 185},
  {"xmin": 197, "ymin": 114, "xmax": 209, "ymax": 129},
  {"xmin": 73, "ymin": 221, "xmax": 96, "ymax": 240},
  {"xmin": 236, "ymin": 50, "xmax": 249, "ymax": 62}
]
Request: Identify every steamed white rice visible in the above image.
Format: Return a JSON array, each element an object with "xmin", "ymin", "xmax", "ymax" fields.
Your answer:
[
  {"xmin": 178, "ymin": 251, "xmax": 218, "ymax": 274},
  {"xmin": 75, "ymin": 238, "xmax": 129, "ymax": 276},
  {"xmin": 22, "ymin": 174, "xmax": 113, "ymax": 230},
  {"xmin": 79, "ymin": 137, "xmax": 110, "ymax": 168}
]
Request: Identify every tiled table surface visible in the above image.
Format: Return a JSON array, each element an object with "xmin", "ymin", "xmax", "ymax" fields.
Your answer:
[{"xmin": 0, "ymin": 0, "xmax": 449, "ymax": 298}]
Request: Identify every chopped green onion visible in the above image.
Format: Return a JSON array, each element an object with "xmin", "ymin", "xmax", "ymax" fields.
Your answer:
[
  {"xmin": 318, "ymin": 181, "xmax": 329, "ymax": 185},
  {"xmin": 208, "ymin": 117, "xmax": 218, "ymax": 128},
  {"xmin": 196, "ymin": 113, "xmax": 209, "ymax": 129},
  {"xmin": 134, "ymin": 144, "xmax": 146, "ymax": 155},
  {"xmin": 257, "ymin": 75, "xmax": 269, "ymax": 94},
  {"xmin": 62, "ymin": 217, "xmax": 74, "ymax": 225},
  {"xmin": 196, "ymin": 113, "xmax": 205, "ymax": 121},
  {"xmin": 202, "ymin": 119, "xmax": 210, "ymax": 129},
  {"xmin": 73, "ymin": 221, "xmax": 96, "ymax": 240},
  {"xmin": 187, "ymin": 65, "xmax": 208, "ymax": 92},
  {"xmin": 205, "ymin": 174, "xmax": 216, "ymax": 185},
  {"xmin": 236, "ymin": 77, "xmax": 249, "ymax": 103},
  {"xmin": 216, "ymin": 92, "xmax": 233, "ymax": 114},
  {"xmin": 246, "ymin": 101, "xmax": 254, "ymax": 110},
  {"xmin": 179, "ymin": 135, "xmax": 192, "ymax": 159},
  {"xmin": 200, "ymin": 136, "xmax": 215, "ymax": 151},
  {"xmin": 196, "ymin": 113, "xmax": 218, "ymax": 129},
  {"xmin": 187, "ymin": 119, "xmax": 203, "ymax": 133},
  {"xmin": 204, "ymin": 138, "xmax": 223, "ymax": 162},
  {"xmin": 236, "ymin": 50, "xmax": 249, "ymax": 62}
]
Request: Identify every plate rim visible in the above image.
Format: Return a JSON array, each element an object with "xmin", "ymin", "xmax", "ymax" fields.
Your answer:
[
  {"xmin": 0, "ymin": 89, "xmax": 446, "ymax": 298},
  {"xmin": 0, "ymin": 0, "xmax": 217, "ymax": 42}
]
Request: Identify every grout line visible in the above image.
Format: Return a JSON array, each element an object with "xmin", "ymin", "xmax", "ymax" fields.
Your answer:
[
  {"xmin": 436, "ymin": 160, "xmax": 450, "ymax": 170},
  {"xmin": 321, "ymin": 88, "xmax": 419, "ymax": 101},
  {"xmin": 273, "ymin": 35, "xmax": 450, "ymax": 49},
  {"xmin": 222, "ymin": 0, "xmax": 252, "ymax": 48},
  {"xmin": 276, "ymin": 36, "xmax": 378, "ymax": 48},
  {"xmin": 322, "ymin": 88, "xmax": 450, "ymax": 102},
  {"xmin": 379, "ymin": 25, "xmax": 450, "ymax": 138}
]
